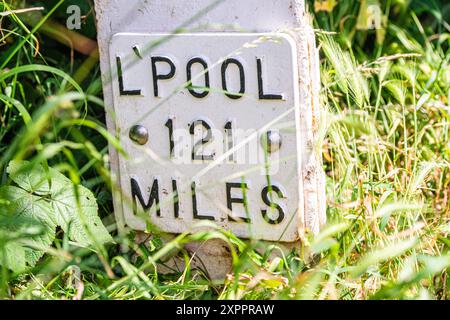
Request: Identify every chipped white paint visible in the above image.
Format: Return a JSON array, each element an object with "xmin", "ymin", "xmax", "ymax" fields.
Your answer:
[{"xmin": 94, "ymin": 0, "xmax": 326, "ymax": 279}]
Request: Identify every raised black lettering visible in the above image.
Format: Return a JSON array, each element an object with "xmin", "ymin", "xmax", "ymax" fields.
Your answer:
[
  {"xmin": 172, "ymin": 178, "xmax": 180, "ymax": 218},
  {"xmin": 116, "ymin": 56, "xmax": 141, "ymax": 96},
  {"xmin": 257, "ymin": 57, "xmax": 283, "ymax": 100},
  {"xmin": 191, "ymin": 182, "xmax": 215, "ymax": 220},
  {"xmin": 186, "ymin": 57, "xmax": 210, "ymax": 98},
  {"xmin": 165, "ymin": 117, "xmax": 175, "ymax": 158},
  {"xmin": 221, "ymin": 58, "xmax": 245, "ymax": 99},
  {"xmin": 224, "ymin": 120, "xmax": 235, "ymax": 162},
  {"xmin": 189, "ymin": 119, "xmax": 214, "ymax": 161},
  {"xmin": 131, "ymin": 178, "xmax": 160, "ymax": 217},
  {"xmin": 261, "ymin": 185, "xmax": 285, "ymax": 224},
  {"xmin": 226, "ymin": 182, "xmax": 250, "ymax": 223},
  {"xmin": 151, "ymin": 56, "xmax": 176, "ymax": 97}
]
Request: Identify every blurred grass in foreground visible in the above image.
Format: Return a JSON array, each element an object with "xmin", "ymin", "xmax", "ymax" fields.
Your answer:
[{"xmin": 0, "ymin": 0, "xmax": 449, "ymax": 299}]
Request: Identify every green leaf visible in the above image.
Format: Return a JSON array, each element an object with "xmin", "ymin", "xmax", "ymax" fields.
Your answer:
[
  {"xmin": 0, "ymin": 160, "xmax": 112, "ymax": 272},
  {"xmin": 7, "ymin": 160, "xmax": 113, "ymax": 246},
  {"xmin": 0, "ymin": 186, "xmax": 56, "ymax": 270},
  {"xmin": 0, "ymin": 241, "xmax": 26, "ymax": 273},
  {"xmin": 51, "ymin": 181, "xmax": 112, "ymax": 246}
]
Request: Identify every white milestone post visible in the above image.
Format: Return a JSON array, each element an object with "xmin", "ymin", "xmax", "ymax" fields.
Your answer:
[{"xmin": 94, "ymin": 0, "xmax": 326, "ymax": 279}]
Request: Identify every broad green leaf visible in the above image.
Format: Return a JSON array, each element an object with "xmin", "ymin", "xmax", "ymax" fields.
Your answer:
[
  {"xmin": 7, "ymin": 160, "xmax": 63, "ymax": 195},
  {"xmin": 50, "ymin": 182, "xmax": 112, "ymax": 246},
  {"xmin": 0, "ymin": 241, "xmax": 26, "ymax": 273},
  {"xmin": 7, "ymin": 160, "xmax": 112, "ymax": 246},
  {"xmin": 0, "ymin": 160, "xmax": 112, "ymax": 272},
  {"xmin": 0, "ymin": 186, "xmax": 56, "ymax": 269}
]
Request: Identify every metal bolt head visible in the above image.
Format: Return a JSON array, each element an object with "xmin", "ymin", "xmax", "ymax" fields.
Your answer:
[
  {"xmin": 129, "ymin": 125, "xmax": 149, "ymax": 145},
  {"xmin": 261, "ymin": 130, "xmax": 282, "ymax": 153}
]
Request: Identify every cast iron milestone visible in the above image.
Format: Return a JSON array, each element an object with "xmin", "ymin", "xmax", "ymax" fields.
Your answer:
[{"xmin": 94, "ymin": 0, "xmax": 326, "ymax": 277}]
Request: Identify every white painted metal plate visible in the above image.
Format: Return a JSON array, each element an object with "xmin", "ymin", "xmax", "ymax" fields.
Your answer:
[{"xmin": 108, "ymin": 33, "xmax": 304, "ymax": 242}]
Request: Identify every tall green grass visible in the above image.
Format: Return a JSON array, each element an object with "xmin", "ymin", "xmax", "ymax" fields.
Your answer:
[{"xmin": 0, "ymin": 0, "xmax": 449, "ymax": 300}]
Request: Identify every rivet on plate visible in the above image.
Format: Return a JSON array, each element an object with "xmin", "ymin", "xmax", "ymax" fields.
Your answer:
[
  {"xmin": 261, "ymin": 130, "xmax": 282, "ymax": 153},
  {"xmin": 129, "ymin": 125, "xmax": 149, "ymax": 145}
]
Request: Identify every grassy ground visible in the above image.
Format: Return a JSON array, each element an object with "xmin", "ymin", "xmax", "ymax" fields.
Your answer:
[{"xmin": 0, "ymin": 0, "xmax": 449, "ymax": 300}]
